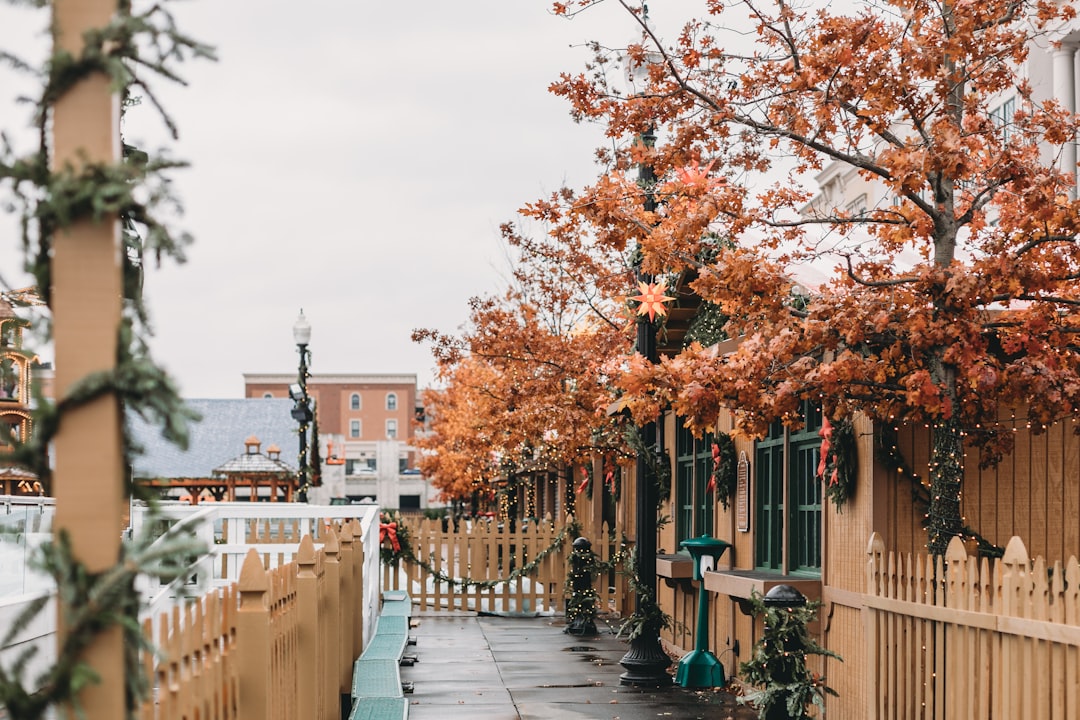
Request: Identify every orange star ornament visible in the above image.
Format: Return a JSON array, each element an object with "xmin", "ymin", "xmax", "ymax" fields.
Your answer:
[{"xmin": 630, "ymin": 280, "xmax": 674, "ymax": 322}]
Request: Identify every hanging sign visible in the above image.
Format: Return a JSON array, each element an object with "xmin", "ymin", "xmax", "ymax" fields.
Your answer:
[{"xmin": 736, "ymin": 451, "xmax": 750, "ymax": 533}]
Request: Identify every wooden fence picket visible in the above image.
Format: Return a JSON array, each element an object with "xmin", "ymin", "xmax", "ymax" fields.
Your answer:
[
  {"xmin": 866, "ymin": 534, "xmax": 1080, "ymax": 720},
  {"xmin": 381, "ymin": 515, "xmax": 578, "ymax": 616}
]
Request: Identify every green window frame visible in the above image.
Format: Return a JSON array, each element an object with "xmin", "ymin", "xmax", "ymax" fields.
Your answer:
[
  {"xmin": 754, "ymin": 401, "xmax": 823, "ymax": 575},
  {"xmin": 675, "ymin": 419, "xmax": 715, "ymax": 547}
]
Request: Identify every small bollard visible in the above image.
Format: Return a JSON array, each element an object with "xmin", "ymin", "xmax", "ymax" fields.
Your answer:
[
  {"xmin": 740, "ymin": 584, "xmax": 839, "ymax": 718},
  {"xmin": 564, "ymin": 536, "xmax": 598, "ymax": 636},
  {"xmin": 761, "ymin": 585, "xmax": 809, "ymax": 720}
]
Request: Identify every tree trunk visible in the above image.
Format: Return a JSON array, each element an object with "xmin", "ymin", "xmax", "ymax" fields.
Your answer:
[{"xmin": 926, "ymin": 414, "xmax": 964, "ymax": 555}]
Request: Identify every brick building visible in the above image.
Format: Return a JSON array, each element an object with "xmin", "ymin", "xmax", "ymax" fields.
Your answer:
[{"xmin": 243, "ymin": 373, "xmax": 437, "ymax": 509}]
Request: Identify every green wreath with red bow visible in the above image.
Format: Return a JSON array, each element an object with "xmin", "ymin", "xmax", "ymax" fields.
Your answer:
[
  {"xmin": 709, "ymin": 432, "xmax": 737, "ymax": 509},
  {"xmin": 818, "ymin": 416, "xmax": 856, "ymax": 511},
  {"xmin": 379, "ymin": 510, "xmax": 411, "ymax": 564}
]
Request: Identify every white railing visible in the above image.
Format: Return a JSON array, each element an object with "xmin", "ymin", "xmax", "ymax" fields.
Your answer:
[
  {"xmin": 0, "ymin": 495, "xmax": 55, "ymax": 600},
  {"xmin": 128, "ymin": 501, "xmax": 382, "ymax": 641},
  {"xmin": 1, "ymin": 499, "xmax": 383, "ymax": 682},
  {"xmin": 0, "ymin": 496, "xmax": 57, "ymax": 689}
]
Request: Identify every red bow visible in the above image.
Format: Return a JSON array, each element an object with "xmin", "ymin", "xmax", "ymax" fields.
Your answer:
[
  {"xmin": 605, "ymin": 469, "xmax": 616, "ymax": 492},
  {"xmin": 707, "ymin": 443, "xmax": 721, "ymax": 493},
  {"xmin": 577, "ymin": 467, "xmax": 590, "ymax": 494},
  {"xmin": 817, "ymin": 416, "xmax": 833, "ymax": 480},
  {"xmin": 380, "ymin": 522, "xmax": 400, "ymax": 552}
]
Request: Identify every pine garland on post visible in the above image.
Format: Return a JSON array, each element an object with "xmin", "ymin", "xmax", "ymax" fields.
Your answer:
[
  {"xmin": 0, "ymin": 2, "xmax": 214, "ymax": 717},
  {"xmin": 564, "ymin": 536, "xmax": 598, "ymax": 636},
  {"xmin": 738, "ymin": 592, "xmax": 840, "ymax": 719}
]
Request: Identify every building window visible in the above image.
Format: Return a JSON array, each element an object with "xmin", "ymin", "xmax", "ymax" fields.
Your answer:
[
  {"xmin": 399, "ymin": 457, "xmax": 408, "ymax": 473},
  {"xmin": 1, "ymin": 356, "xmax": 22, "ymax": 402},
  {"xmin": 845, "ymin": 194, "xmax": 867, "ymax": 218},
  {"xmin": 675, "ymin": 419, "xmax": 714, "ymax": 547},
  {"xmin": 386, "ymin": 419, "xmax": 397, "ymax": 439},
  {"xmin": 386, "ymin": 393, "xmax": 398, "ymax": 411},
  {"xmin": 350, "ymin": 393, "xmax": 361, "ymax": 410},
  {"xmin": 2, "ymin": 417, "xmax": 24, "ymax": 446},
  {"xmin": 398, "ymin": 494, "xmax": 420, "ymax": 510},
  {"xmin": 345, "ymin": 459, "xmax": 357, "ymax": 475},
  {"xmin": 991, "ymin": 96, "xmax": 1016, "ymax": 142},
  {"xmin": 755, "ymin": 400, "xmax": 822, "ymax": 574},
  {"xmin": 350, "ymin": 420, "xmax": 361, "ymax": 438}
]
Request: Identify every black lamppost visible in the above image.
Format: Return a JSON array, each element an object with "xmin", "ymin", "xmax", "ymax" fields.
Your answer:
[
  {"xmin": 619, "ymin": 44, "xmax": 673, "ymax": 687},
  {"xmin": 291, "ymin": 310, "xmax": 313, "ymax": 502}
]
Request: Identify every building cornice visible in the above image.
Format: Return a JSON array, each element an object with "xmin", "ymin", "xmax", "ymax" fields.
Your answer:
[{"xmin": 244, "ymin": 373, "xmax": 417, "ymax": 386}]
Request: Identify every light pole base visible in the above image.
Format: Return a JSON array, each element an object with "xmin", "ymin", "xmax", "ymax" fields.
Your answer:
[
  {"xmin": 619, "ymin": 634, "xmax": 673, "ymax": 687},
  {"xmin": 675, "ymin": 649, "xmax": 725, "ymax": 688}
]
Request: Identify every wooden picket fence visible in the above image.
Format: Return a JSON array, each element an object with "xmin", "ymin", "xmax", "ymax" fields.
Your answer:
[
  {"xmin": 138, "ymin": 521, "xmax": 367, "ymax": 720},
  {"xmin": 381, "ymin": 514, "xmax": 629, "ymax": 617},
  {"xmin": 865, "ymin": 532, "xmax": 1080, "ymax": 720}
]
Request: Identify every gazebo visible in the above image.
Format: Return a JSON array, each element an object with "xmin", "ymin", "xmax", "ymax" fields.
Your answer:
[{"xmin": 141, "ymin": 435, "xmax": 298, "ymax": 504}]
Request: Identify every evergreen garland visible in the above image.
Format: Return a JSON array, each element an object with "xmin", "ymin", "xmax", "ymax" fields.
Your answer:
[
  {"xmin": 683, "ymin": 300, "xmax": 727, "ymax": 348},
  {"xmin": 613, "ymin": 548, "xmax": 671, "ymax": 640},
  {"xmin": 711, "ymin": 431, "xmax": 737, "ymax": 509},
  {"xmin": 380, "ymin": 516, "xmax": 580, "ymax": 591},
  {"xmin": 820, "ymin": 417, "xmax": 856, "ymax": 512},
  {"xmin": 623, "ymin": 424, "xmax": 671, "ymax": 513}
]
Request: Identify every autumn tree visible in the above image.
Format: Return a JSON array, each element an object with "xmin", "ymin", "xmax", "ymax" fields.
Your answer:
[
  {"xmin": 548, "ymin": 0, "xmax": 1080, "ymax": 554},
  {"xmin": 413, "ymin": 218, "xmax": 633, "ymax": 504}
]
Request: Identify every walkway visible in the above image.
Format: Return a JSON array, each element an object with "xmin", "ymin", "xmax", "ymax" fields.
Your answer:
[{"xmin": 400, "ymin": 613, "xmax": 759, "ymax": 720}]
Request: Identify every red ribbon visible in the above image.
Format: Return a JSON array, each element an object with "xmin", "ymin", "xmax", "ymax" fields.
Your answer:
[
  {"xmin": 380, "ymin": 522, "xmax": 400, "ymax": 552},
  {"xmin": 708, "ymin": 443, "xmax": 721, "ymax": 493},
  {"xmin": 577, "ymin": 467, "xmax": 590, "ymax": 494},
  {"xmin": 817, "ymin": 416, "xmax": 834, "ymax": 480}
]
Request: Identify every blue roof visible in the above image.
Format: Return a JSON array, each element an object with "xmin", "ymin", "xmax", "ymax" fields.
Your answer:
[{"xmin": 129, "ymin": 398, "xmax": 299, "ymax": 479}]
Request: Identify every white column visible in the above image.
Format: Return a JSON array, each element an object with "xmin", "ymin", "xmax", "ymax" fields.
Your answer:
[{"xmin": 1053, "ymin": 44, "xmax": 1077, "ymax": 197}]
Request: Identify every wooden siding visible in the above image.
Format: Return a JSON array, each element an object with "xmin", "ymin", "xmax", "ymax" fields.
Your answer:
[{"xmin": 880, "ymin": 418, "xmax": 1080, "ymax": 562}]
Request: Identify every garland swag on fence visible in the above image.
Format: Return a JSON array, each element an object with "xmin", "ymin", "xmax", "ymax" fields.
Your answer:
[{"xmin": 379, "ymin": 512, "xmax": 581, "ymax": 591}]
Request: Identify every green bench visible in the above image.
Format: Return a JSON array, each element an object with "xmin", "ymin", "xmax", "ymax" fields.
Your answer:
[
  {"xmin": 348, "ymin": 592, "xmax": 415, "ymax": 720},
  {"xmin": 352, "ymin": 658, "xmax": 404, "ymax": 698},
  {"xmin": 347, "ymin": 697, "xmax": 408, "ymax": 720},
  {"xmin": 380, "ymin": 592, "xmax": 412, "ymax": 617}
]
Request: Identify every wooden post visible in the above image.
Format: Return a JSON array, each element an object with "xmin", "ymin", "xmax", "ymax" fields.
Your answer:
[
  {"xmin": 337, "ymin": 523, "xmax": 355, "ymax": 694},
  {"xmin": 237, "ymin": 550, "xmax": 271, "ymax": 720},
  {"xmin": 323, "ymin": 529, "xmax": 341, "ymax": 720},
  {"xmin": 50, "ymin": 1, "xmax": 124, "ymax": 718},
  {"xmin": 296, "ymin": 535, "xmax": 320, "ymax": 718},
  {"xmin": 351, "ymin": 518, "xmax": 365, "ymax": 658}
]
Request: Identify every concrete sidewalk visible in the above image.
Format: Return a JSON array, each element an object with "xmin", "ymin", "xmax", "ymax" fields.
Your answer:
[{"xmin": 400, "ymin": 613, "xmax": 759, "ymax": 720}]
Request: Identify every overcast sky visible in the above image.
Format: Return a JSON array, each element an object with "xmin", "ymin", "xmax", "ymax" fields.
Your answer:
[{"xmin": 0, "ymin": 1, "xmax": 706, "ymax": 397}]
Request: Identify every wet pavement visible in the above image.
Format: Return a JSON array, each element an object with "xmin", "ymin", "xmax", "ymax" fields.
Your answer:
[{"xmin": 400, "ymin": 613, "xmax": 759, "ymax": 720}]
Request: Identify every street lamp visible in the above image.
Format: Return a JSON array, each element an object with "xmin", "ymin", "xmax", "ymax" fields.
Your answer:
[
  {"xmin": 291, "ymin": 310, "xmax": 313, "ymax": 502},
  {"xmin": 618, "ymin": 36, "xmax": 673, "ymax": 687}
]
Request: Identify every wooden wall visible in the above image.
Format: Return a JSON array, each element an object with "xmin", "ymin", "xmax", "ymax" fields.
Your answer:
[
  {"xmin": 650, "ymin": 409, "xmax": 1080, "ymax": 717},
  {"xmin": 880, "ymin": 418, "xmax": 1080, "ymax": 562}
]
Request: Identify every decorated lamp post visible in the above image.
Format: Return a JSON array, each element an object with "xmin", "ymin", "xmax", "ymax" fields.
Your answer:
[
  {"xmin": 619, "ymin": 39, "xmax": 676, "ymax": 687},
  {"xmin": 291, "ymin": 310, "xmax": 313, "ymax": 502},
  {"xmin": 676, "ymin": 535, "xmax": 731, "ymax": 688}
]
